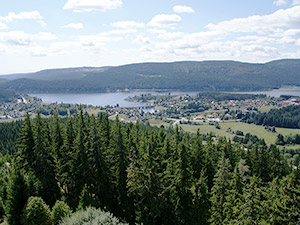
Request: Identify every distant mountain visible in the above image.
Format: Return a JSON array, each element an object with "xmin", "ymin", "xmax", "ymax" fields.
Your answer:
[
  {"xmin": 1, "ymin": 66, "xmax": 112, "ymax": 81},
  {"xmin": 0, "ymin": 59, "xmax": 300, "ymax": 93}
]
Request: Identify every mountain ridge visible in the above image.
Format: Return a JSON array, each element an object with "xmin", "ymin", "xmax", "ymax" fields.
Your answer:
[{"xmin": 0, "ymin": 59, "xmax": 299, "ymax": 93}]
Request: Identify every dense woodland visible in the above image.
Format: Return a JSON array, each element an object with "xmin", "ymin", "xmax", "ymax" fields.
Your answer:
[
  {"xmin": 241, "ymin": 105, "xmax": 300, "ymax": 128},
  {"xmin": 0, "ymin": 110, "xmax": 299, "ymax": 224},
  {"xmin": 0, "ymin": 89, "xmax": 19, "ymax": 102},
  {"xmin": 195, "ymin": 92, "xmax": 267, "ymax": 101},
  {"xmin": 1, "ymin": 59, "xmax": 300, "ymax": 93}
]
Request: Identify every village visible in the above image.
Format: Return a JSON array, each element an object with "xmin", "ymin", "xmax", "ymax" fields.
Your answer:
[
  {"xmin": 1, "ymin": 92, "xmax": 300, "ymax": 128},
  {"xmin": 120, "ymin": 92, "xmax": 300, "ymax": 126}
]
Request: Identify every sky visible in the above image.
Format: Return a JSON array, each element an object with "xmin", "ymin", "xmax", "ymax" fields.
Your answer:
[{"xmin": 0, "ymin": 0, "xmax": 300, "ymax": 74}]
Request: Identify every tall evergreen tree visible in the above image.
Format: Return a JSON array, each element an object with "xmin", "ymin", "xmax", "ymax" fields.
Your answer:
[
  {"xmin": 5, "ymin": 168, "xmax": 28, "ymax": 225},
  {"xmin": 172, "ymin": 142, "xmax": 193, "ymax": 225},
  {"xmin": 192, "ymin": 170, "xmax": 210, "ymax": 225},
  {"xmin": 237, "ymin": 176, "xmax": 266, "ymax": 224},
  {"xmin": 210, "ymin": 153, "xmax": 232, "ymax": 225},
  {"xmin": 71, "ymin": 108, "xmax": 89, "ymax": 208},
  {"xmin": 32, "ymin": 111, "xmax": 60, "ymax": 206},
  {"xmin": 17, "ymin": 113, "xmax": 34, "ymax": 169},
  {"xmin": 111, "ymin": 116, "xmax": 129, "ymax": 220}
]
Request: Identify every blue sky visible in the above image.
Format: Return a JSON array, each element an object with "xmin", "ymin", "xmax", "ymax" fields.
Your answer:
[{"xmin": 0, "ymin": 0, "xmax": 300, "ymax": 74}]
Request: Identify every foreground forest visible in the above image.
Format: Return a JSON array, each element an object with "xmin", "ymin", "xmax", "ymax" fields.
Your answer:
[{"xmin": 0, "ymin": 110, "xmax": 299, "ymax": 224}]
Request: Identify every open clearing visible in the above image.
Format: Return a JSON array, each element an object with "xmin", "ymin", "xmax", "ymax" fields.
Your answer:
[{"xmin": 152, "ymin": 120, "xmax": 300, "ymax": 145}]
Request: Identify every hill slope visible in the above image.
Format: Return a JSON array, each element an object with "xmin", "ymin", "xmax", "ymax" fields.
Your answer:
[{"xmin": 1, "ymin": 59, "xmax": 300, "ymax": 93}]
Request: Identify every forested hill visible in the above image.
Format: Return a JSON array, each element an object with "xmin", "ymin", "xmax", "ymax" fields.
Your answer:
[{"xmin": 1, "ymin": 59, "xmax": 300, "ymax": 93}]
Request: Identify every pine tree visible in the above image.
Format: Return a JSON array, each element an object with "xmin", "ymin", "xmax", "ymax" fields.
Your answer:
[
  {"xmin": 138, "ymin": 134, "xmax": 162, "ymax": 225},
  {"xmin": 191, "ymin": 130, "xmax": 206, "ymax": 179},
  {"xmin": 191, "ymin": 170, "xmax": 210, "ymax": 225},
  {"xmin": 32, "ymin": 111, "xmax": 60, "ymax": 206},
  {"xmin": 111, "ymin": 116, "xmax": 129, "ymax": 220},
  {"xmin": 210, "ymin": 153, "xmax": 232, "ymax": 225},
  {"xmin": 223, "ymin": 167, "xmax": 244, "ymax": 224},
  {"xmin": 70, "ymin": 109, "xmax": 90, "ymax": 208},
  {"xmin": 60, "ymin": 116, "xmax": 76, "ymax": 208},
  {"xmin": 89, "ymin": 115, "xmax": 112, "ymax": 210},
  {"xmin": 172, "ymin": 142, "xmax": 193, "ymax": 225},
  {"xmin": 17, "ymin": 113, "xmax": 35, "ymax": 169},
  {"xmin": 51, "ymin": 113, "xmax": 64, "ymax": 174},
  {"xmin": 5, "ymin": 168, "xmax": 28, "ymax": 225},
  {"xmin": 237, "ymin": 175, "xmax": 267, "ymax": 224},
  {"xmin": 51, "ymin": 200, "xmax": 72, "ymax": 225},
  {"xmin": 21, "ymin": 196, "xmax": 51, "ymax": 225}
]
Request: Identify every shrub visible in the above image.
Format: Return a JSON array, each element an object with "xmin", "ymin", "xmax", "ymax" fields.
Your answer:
[
  {"xmin": 51, "ymin": 200, "xmax": 71, "ymax": 225},
  {"xmin": 60, "ymin": 207, "xmax": 128, "ymax": 225},
  {"xmin": 22, "ymin": 196, "xmax": 51, "ymax": 225}
]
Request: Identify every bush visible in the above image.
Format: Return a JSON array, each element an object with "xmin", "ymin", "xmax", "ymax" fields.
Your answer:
[
  {"xmin": 51, "ymin": 200, "xmax": 71, "ymax": 225},
  {"xmin": 22, "ymin": 196, "xmax": 51, "ymax": 225},
  {"xmin": 60, "ymin": 207, "xmax": 128, "ymax": 225}
]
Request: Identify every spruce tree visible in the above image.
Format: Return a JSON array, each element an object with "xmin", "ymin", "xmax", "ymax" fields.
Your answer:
[
  {"xmin": 192, "ymin": 170, "xmax": 210, "ymax": 225},
  {"xmin": 17, "ymin": 113, "xmax": 34, "ymax": 169},
  {"xmin": 5, "ymin": 168, "xmax": 28, "ymax": 225},
  {"xmin": 32, "ymin": 111, "xmax": 60, "ymax": 206},
  {"xmin": 210, "ymin": 153, "xmax": 232, "ymax": 225},
  {"xmin": 237, "ymin": 176, "xmax": 267, "ymax": 224},
  {"xmin": 172, "ymin": 142, "xmax": 193, "ymax": 225},
  {"xmin": 111, "ymin": 116, "xmax": 129, "ymax": 220}
]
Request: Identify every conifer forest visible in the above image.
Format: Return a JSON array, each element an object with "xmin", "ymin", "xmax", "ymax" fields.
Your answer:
[{"xmin": 0, "ymin": 110, "xmax": 299, "ymax": 224}]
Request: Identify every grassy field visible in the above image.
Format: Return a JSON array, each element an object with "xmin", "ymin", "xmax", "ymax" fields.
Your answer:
[
  {"xmin": 179, "ymin": 121, "xmax": 300, "ymax": 145},
  {"xmin": 0, "ymin": 118, "xmax": 24, "ymax": 123},
  {"xmin": 149, "ymin": 119, "xmax": 171, "ymax": 128}
]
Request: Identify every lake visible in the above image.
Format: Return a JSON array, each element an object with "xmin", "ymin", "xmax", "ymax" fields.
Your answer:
[
  {"xmin": 29, "ymin": 88, "xmax": 300, "ymax": 107},
  {"xmin": 29, "ymin": 91, "xmax": 199, "ymax": 108}
]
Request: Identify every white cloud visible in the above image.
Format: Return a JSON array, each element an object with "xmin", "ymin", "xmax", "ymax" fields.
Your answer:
[
  {"xmin": 78, "ymin": 33, "xmax": 122, "ymax": 47},
  {"xmin": 63, "ymin": 0, "xmax": 123, "ymax": 12},
  {"xmin": 0, "ymin": 31, "xmax": 32, "ymax": 46},
  {"xmin": 111, "ymin": 21, "xmax": 144, "ymax": 29},
  {"xmin": 37, "ymin": 20, "xmax": 47, "ymax": 27},
  {"xmin": 61, "ymin": 23, "xmax": 83, "ymax": 29},
  {"xmin": 284, "ymin": 29, "xmax": 300, "ymax": 36},
  {"xmin": 292, "ymin": 0, "xmax": 300, "ymax": 5},
  {"xmin": 173, "ymin": 5, "xmax": 195, "ymax": 13},
  {"xmin": 109, "ymin": 29, "xmax": 137, "ymax": 34},
  {"xmin": 206, "ymin": 6, "xmax": 300, "ymax": 34},
  {"xmin": 273, "ymin": 0, "xmax": 288, "ymax": 6},
  {"xmin": 0, "ymin": 31, "xmax": 56, "ymax": 46},
  {"xmin": 148, "ymin": 14, "xmax": 182, "ymax": 27},
  {"xmin": 33, "ymin": 32, "xmax": 57, "ymax": 41},
  {"xmin": 0, "ymin": 22, "xmax": 7, "ymax": 30},
  {"xmin": 0, "ymin": 11, "xmax": 43, "ymax": 22}
]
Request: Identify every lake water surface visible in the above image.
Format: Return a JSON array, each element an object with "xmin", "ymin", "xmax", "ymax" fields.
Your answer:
[
  {"xmin": 29, "ymin": 91, "xmax": 199, "ymax": 107},
  {"xmin": 29, "ymin": 88, "xmax": 300, "ymax": 107}
]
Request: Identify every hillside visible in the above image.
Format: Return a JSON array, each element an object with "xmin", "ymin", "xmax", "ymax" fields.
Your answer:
[{"xmin": 1, "ymin": 59, "xmax": 300, "ymax": 93}]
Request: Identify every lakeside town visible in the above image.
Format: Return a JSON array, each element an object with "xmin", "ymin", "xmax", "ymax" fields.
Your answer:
[{"xmin": 1, "ymin": 92, "xmax": 300, "ymax": 125}]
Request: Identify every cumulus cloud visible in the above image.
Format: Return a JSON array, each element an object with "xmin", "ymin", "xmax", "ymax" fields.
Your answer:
[
  {"xmin": 61, "ymin": 23, "xmax": 83, "ymax": 29},
  {"xmin": 206, "ymin": 6, "xmax": 300, "ymax": 34},
  {"xmin": 292, "ymin": 0, "xmax": 300, "ymax": 5},
  {"xmin": 173, "ymin": 5, "xmax": 195, "ymax": 13},
  {"xmin": 283, "ymin": 29, "xmax": 300, "ymax": 36},
  {"xmin": 109, "ymin": 29, "xmax": 137, "ymax": 34},
  {"xmin": 0, "ymin": 31, "xmax": 32, "ymax": 46},
  {"xmin": 78, "ymin": 33, "xmax": 122, "ymax": 47},
  {"xmin": 148, "ymin": 14, "xmax": 182, "ymax": 27},
  {"xmin": 0, "ymin": 31, "xmax": 56, "ymax": 46},
  {"xmin": 33, "ymin": 32, "xmax": 57, "ymax": 41},
  {"xmin": 63, "ymin": 0, "xmax": 123, "ymax": 12},
  {"xmin": 273, "ymin": 0, "xmax": 288, "ymax": 6},
  {"xmin": 111, "ymin": 21, "xmax": 144, "ymax": 29},
  {"xmin": 0, "ymin": 22, "xmax": 7, "ymax": 30},
  {"xmin": 0, "ymin": 11, "xmax": 43, "ymax": 22}
]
